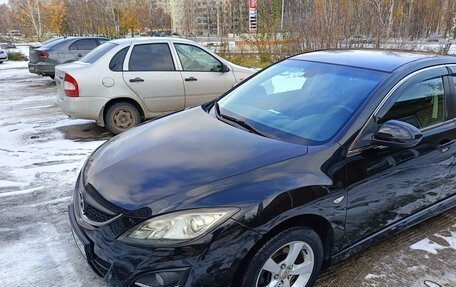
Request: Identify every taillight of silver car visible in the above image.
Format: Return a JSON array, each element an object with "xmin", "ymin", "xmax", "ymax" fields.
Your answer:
[
  {"xmin": 36, "ymin": 51, "xmax": 49, "ymax": 58},
  {"xmin": 64, "ymin": 74, "xmax": 79, "ymax": 97}
]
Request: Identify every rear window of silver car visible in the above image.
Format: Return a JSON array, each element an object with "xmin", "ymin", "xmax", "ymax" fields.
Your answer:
[{"xmin": 80, "ymin": 42, "xmax": 118, "ymax": 64}]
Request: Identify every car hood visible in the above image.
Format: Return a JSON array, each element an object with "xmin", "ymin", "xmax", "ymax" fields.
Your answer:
[{"xmin": 86, "ymin": 107, "xmax": 308, "ymax": 211}]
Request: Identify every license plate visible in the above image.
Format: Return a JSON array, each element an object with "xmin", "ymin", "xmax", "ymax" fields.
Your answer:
[
  {"xmin": 29, "ymin": 66, "xmax": 35, "ymax": 71},
  {"xmin": 72, "ymin": 229, "xmax": 87, "ymax": 259}
]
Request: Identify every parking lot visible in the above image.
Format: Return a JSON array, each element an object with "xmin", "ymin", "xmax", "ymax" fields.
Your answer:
[{"xmin": 0, "ymin": 61, "xmax": 455, "ymax": 287}]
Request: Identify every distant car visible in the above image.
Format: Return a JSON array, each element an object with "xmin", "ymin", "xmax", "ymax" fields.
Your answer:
[
  {"xmin": 28, "ymin": 36, "xmax": 109, "ymax": 79},
  {"xmin": 0, "ymin": 48, "xmax": 8, "ymax": 63},
  {"xmin": 6, "ymin": 30, "xmax": 21, "ymax": 37},
  {"xmin": 427, "ymin": 33, "xmax": 440, "ymax": 42},
  {"xmin": 348, "ymin": 35, "xmax": 373, "ymax": 44},
  {"xmin": 0, "ymin": 42, "xmax": 16, "ymax": 49},
  {"xmin": 151, "ymin": 32, "xmax": 167, "ymax": 37},
  {"xmin": 55, "ymin": 37, "xmax": 255, "ymax": 134},
  {"xmin": 187, "ymin": 32, "xmax": 195, "ymax": 37}
]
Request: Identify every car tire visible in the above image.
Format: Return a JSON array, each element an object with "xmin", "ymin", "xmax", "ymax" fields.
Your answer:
[
  {"xmin": 0, "ymin": 61, "xmax": 3, "ymax": 64},
  {"xmin": 105, "ymin": 102, "xmax": 141, "ymax": 135},
  {"xmin": 241, "ymin": 227, "xmax": 323, "ymax": 287}
]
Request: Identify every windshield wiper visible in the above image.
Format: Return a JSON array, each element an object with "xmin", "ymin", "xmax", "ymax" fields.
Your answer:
[{"xmin": 214, "ymin": 102, "xmax": 279, "ymax": 140}]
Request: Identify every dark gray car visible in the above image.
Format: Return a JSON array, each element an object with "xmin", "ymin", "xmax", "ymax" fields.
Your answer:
[{"xmin": 28, "ymin": 37, "xmax": 108, "ymax": 78}]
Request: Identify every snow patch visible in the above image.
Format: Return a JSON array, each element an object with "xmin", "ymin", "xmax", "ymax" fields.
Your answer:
[
  {"xmin": 0, "ymin": 180, "xmax": 28, "ymax": 189},
  {"xmin": 410, "ymin": 227, "xmax": 456, "ymax": 255},
  {"xmin": 410, "ymin": 238, "xmax": 443, "ymax": 255},
  {"xmin": 365, "ymin": 273, "xmax": 386, "ymax": 280},
  {"xmin": 0, "ymin": 60, "xmax": 28, "ymax": 70},
  {"xmin": 0, "ymin": 186, "xmax": 45, "ymax": 198}
]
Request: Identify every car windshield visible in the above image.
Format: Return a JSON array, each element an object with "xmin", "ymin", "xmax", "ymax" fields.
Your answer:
[
  {"xmin": 217, "ymin": 59, "xmax": 387, "ymax": 145},
  {"xmin": 80, "ymin": 42, "xmax": 117, "ymax": 64}
]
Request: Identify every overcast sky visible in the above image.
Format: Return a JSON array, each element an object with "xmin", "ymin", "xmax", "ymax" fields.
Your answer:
[{"xmin": 0, "ymin": 0, "xmax": 7, "ymax": 4}]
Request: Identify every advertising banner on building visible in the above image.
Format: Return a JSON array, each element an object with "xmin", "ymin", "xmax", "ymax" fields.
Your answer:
[{"xmin": 249, "ymin": 0, "xmax": 257, "ymax": 33}]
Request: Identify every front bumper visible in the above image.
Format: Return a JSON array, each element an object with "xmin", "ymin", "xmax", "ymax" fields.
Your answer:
[
  {"xmin": 28, "ymin": 62, "xmax": 55, "ymax": 75},
  {"xmin": 69, "ymin": 201, "xmax": 261, "ymax": 287}
]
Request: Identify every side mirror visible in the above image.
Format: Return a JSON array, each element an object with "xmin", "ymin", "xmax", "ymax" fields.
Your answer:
[
  {"xmin": 373, "ymin": 120, "xmax": 422, "ymax": 148},
  {"xmin": 221, "ymin": 64, "xmax": 230, "ymax": 73}
]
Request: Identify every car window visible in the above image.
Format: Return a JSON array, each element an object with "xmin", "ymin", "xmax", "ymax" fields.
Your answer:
[
  {"xmin": 175, "ymin": 43, "xmax": 222, "ymax": 72},
  {"xmin": 80, "ymin": 42, "xmax": 117, "ymax": 64},
  {"xmin": 218, "ymin": 59, "xmax": 387, "ymax": 144},
  {"xmin": 69, "ymin": 39, "xmax": 98, "ymax": 51},
  {"xmin": 41, "ymin": 37, "xmax": 62, "ymax": 46},
  {"xmin": 128, "ymin": 43, "xmax": 175, "ymax": 71},
  {"xmin": 98, "ymin": 38, "xmax": 109, "ymax": 45},
  {"xmin": 43, "ymin": 38, "xmax": 68, "ymax": 48},
  {"xmin": 109, "ymin": 46, "xmax": 129, "ymax": 71},
  {"xmin": 379, "ymin": 77, "xmax": 445, "ymax": 129}
]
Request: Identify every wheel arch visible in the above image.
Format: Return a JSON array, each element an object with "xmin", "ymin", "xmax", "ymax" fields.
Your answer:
[
  {"xmin": 97, "ymin": 97, "xmax": 145, "ymax": 127},
  {"xmin": 230, "ymin": 214, "xmax": 334, "ymax": 287}
]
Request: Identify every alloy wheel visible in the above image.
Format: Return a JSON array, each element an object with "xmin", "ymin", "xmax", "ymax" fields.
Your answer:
[{"xmin": 255, "ymin": 241, "xmax": 315, "ymax": 287}]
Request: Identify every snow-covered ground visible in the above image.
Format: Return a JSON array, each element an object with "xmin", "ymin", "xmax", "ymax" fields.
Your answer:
[
  {"xmin": 0, "ymin": 61, "xmax": 110, "ymax": 286},
  {"xmin": 0, "ymin": 60, "xmax": 455, "ymax": 287}
]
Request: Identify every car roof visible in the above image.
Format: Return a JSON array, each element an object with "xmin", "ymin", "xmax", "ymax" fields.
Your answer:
[
  {"xmin": 291, "ymin": 49, "xmax": 456, "ymax": 72},
  {"xmin": 110, "ymin": 37, "xmax": 196, "ymax": 45}
]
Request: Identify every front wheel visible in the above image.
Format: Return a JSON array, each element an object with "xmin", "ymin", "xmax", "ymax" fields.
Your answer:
[
  {"xmin": 105, "ymin": 102, "xmax": 141, "ymax": 135},
  {"xmin": 241, "ymin": 227, "xmax": 323, "ymax": 287}
]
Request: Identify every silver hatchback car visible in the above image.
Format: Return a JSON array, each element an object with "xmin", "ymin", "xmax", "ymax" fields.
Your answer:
[{"xmin": 55, "ymin": 37, "xmax": 254, "ymax": 134}]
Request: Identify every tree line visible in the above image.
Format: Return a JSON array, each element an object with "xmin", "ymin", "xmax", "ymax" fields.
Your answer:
[
  {"xmin": 0, "ymin": 0, "xmax": 171, "ymax": 40},
  {"xmin": 0, "ymin": 0, "xmax": 455, "ymax": 46}
]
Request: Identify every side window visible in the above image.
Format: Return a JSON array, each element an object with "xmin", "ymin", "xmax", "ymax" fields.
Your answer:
[
  {"xmin": 175, "ymin": 43, "xmax": 222, "ymax": 72},
  {"xmin": 128, "ymin": 43, "xmax": 175, "ymax": 71},
  {"xmin": 98, "ymin": 38, "xmax": 109, "ymax": 45},
  {"xmin": 69, "ymin": 39, "xmax": 98, "ymax": 50},
  {"xmin": 380, "ymin": 77, "xmax": 445, "ymax": 129},
  {"xmin": 109, "ymin": 47, "xmax": 129, "ymax": 71}
]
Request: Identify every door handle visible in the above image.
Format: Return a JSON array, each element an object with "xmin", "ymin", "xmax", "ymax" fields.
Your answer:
[
  {"xmin": 437, "ymin": 139, "xmax": 456, "ymax": 152},
  {"xmin": 129, "ymin": 77, "xmax": 144, "ymax": 83},
  {"xmin": 77, "ymin": 54, "xmax": 83, "ymax": 57},
  {"xmin": 185, "ymin": 77, "xmax": 197, "ymax": 82}
]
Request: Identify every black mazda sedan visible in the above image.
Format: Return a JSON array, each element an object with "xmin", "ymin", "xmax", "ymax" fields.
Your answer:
[{"xmin": 70, "ymin": 50, "xmax": 456, "ymax": 287}]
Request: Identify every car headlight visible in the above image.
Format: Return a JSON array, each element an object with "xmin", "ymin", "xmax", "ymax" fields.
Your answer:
[{"xmin": 118, "ymin": 207, "xmax": 239, "ymax": 245}]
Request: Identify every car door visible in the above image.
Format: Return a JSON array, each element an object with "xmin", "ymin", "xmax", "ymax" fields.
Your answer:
[
  {"xmin": 123, "ymin": 42, "xmax": 185, "ymax": 113},
  {"xmin": 173, "ymin": 43, "xmax": 236, "ymax": 107},
  {"xmin": 68, "ymin": 38, "xmax": 98, "ymax": 61},
  {"xmin": 344, "ymin": 67, "xmax": 456, "ymax": 244},
  {"xmin": 440, "ymin": 67, "xmax": 456, "ymax": 200}
]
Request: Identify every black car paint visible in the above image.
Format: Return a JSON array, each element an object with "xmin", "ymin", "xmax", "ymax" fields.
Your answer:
[{"xmin": 70, "ymin": 50, "xmax": 456, "ymax": 287}]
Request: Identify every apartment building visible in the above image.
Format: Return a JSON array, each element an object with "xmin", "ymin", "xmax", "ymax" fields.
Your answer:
[{"xmin": 159, "ymin": 0, "xmax": 247, "ymax": 36}]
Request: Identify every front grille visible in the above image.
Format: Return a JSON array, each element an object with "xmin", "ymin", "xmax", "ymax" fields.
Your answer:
[
  {"xmin": 91, "ymin": 254, "xmax": 111, "ymax": 278},
  {"xmin": 84, "ymin": 204, "xmax": 116, "ymax": 223}
]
